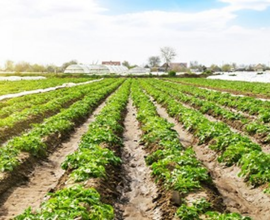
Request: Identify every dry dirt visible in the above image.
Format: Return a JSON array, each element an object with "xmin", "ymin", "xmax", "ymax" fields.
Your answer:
[{"xmin": 114, "ymin": 100, "xmax": 162, "ymax": 220}]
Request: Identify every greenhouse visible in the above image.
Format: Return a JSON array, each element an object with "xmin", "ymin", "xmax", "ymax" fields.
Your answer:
[
  {"xmin": 64, "ymin": 64, "xmax": 128, "ymax": 75},
  {"xmin": 128, "ymin": 66, "xmax": 150, "ymax": 75}
]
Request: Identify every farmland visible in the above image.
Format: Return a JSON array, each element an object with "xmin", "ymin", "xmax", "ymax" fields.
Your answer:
[{"xmin": 0, "ymin": 77, "xmax": 269, "ymax": 220}]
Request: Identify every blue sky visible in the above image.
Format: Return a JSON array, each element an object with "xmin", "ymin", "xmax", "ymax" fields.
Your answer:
[
  {"xmin": 0, "ymin": 0, "xmax": 270, "ymax": 67},
  {"xmin": 100, "ymin": 0, "xmax": 228, "ymax": 13},
  {"xmin": 234, "ymin": 8, "xmax": 270, "ymax": 28}
]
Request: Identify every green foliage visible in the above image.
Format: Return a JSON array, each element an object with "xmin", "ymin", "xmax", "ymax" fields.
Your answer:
[
  {"xmin": 132, "ymin": 80, "xmax": 210, "ymax": 194},
  {"xmin": 62, "ymin": 147, "xmax": 121, "ymax": 182},
  {"xmin": 0, "ymin": 79, "xmax": 123, "ymax": 172},
  {"xmin": 15, "ymin": 185, "xmax": 114, "ymax": 220},
  {"xmin": 0, "ymin": 78, "xmax": 92, "ymax": 96},
  {"xmin": 141, "ymin": 78, "xmax": 270, "ymax": 188},
  {"xmin": 205, "ymin": 211, "xmax": 252, "ymax": 220},
  {"xmin": 61, "ymin": 79, "xmax": 130, "ymax": 182},
  {"xmin": 16, "ymin": 79, "xmax": 130, "ymax": 218},
  {"xmin": 168, "ymin": 70, "xmax": 176, "ymax": 77},
  {"xmin": 239, "ymin": 152, "xmax": 270, "ymax": 186},
  {"xmin": 176, "ymin": 199, "xmax": 211, "ymax": 219},
  {"xmin": 176, "ymin": 199, "xmax": 251, "ymax": 220}
]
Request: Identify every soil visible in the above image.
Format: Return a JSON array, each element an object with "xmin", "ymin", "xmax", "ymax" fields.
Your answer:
[
  {"xmin": 152, "ymin": 99, "xmax": 270, "ymax": 220},
  {"xmin": 114, "ymin": 100, "xmax": 162, "ymax": 220},
  {"xmin": 0, "ymin": 96, "xmax": 108, "ymax": 219}
]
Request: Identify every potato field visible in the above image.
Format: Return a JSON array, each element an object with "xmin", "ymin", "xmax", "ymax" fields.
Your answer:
[{"xmin": 0, "ymin": 77, "xmax": 269, "ymax": 220}]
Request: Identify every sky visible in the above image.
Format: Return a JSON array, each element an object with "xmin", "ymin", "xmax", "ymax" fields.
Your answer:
[{"xmin": 0, "ymin": 0, "xmax": 270, "ymax": 67}]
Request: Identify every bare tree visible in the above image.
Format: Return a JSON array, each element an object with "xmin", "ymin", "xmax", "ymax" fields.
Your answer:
[
  {"xmin": 148, "ymin": 56, "xmax": 161, "ymax": 67},
  {"xmin": 160, "ymin": 47, "xmax": 177, "ymax": 71}
]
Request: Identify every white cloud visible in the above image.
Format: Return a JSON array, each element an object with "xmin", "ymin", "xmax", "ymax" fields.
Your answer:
[
  {"xmin": 0, "ymin": 0, "xmax": 270, "ymax": 67},
  {"xmin": 220, "ymin": 0, "xmax": 270, "ymax": 10}
]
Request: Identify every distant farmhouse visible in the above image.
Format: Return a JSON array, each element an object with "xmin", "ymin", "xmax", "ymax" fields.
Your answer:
[
  {"xmin": 158, "ymin": 62, "xmax": 188, "ymax": 72},
  {"xmin": 254, "ymin": 64, "xmax": 264, "ymax": 72}
]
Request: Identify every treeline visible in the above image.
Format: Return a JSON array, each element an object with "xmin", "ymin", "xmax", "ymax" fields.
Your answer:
[{"xmin": 0, "ymin": 60, "xmax": 78, "ymax": 73}]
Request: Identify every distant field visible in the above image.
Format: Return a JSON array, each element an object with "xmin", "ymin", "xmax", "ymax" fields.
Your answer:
[
  {"xmin": 169, "ymin": 77, "xmax": 270, "ymax": 98},
  {"xmin": 0, "ymin": 77, "xmax": 93, "ymax": 96}
]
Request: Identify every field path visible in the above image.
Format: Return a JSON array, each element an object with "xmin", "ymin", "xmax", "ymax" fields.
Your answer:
[{"xmin": 114, "ymin": 99, "xmax": 162, "ymax": 220}]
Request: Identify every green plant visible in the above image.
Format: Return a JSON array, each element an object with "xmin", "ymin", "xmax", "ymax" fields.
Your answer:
[
  {"xmin": 15, "ymin": 185, "xmax": 114, "ymax": 219},
  {"xmin": 168, "ymin": 70, "xmax": 176, "ymax": 77}
]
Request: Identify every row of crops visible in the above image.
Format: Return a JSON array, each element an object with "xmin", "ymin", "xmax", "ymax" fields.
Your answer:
[
  {"xmin": 170, "ymin": 78, "xmax": 270, "ymax": 98},
  {"xmin": 0, "ymin": 77, "xmax": 94, "ymax": 96},
  {"xmin": 0, "ymin": 77, "xmax": 269, "ymax": 219},
  {"xmin": 143, "ymin": 79, "xmax": 270, "ymax": 189},
  {"xmin": 131, "ymin": 80, "xmax": 251, "ymax": 219},
  {"xmin": 16, "ymin": 80, "xmax": 131, "ymax": 219},
  {"xmin": 150, "ymin": 79, "xmax": 270, "ymax": 146},
  {"xmin": 0, "ymin": 79, "xmax": 123, "ymax": 186}
]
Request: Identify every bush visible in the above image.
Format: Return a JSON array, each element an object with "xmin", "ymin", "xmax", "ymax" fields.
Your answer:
[{"xmin": 168, "ymin": 70, "xmax": 176, "ymax": 77}]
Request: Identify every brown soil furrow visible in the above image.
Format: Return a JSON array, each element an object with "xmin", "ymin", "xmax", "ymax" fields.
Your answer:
[
  {"xmin": 151, "ymin": 99, "xmax": 270, "ymax": 220},
  {"xmin": 114, "ymin": 100, "xmax": 162, "ymax": 220},
  {"xmin": 0, "ymin": 98, "xmax": 108, "ymax": 219}
]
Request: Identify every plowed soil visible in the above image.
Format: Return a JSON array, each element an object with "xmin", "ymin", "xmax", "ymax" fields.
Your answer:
[{"xmin": 114, "ymin": 100, "xmax": 162, "ymax": 220}]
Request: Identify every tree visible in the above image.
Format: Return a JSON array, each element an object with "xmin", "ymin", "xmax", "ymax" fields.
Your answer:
[
  {"xmin": 61, "ymin": 60, "xmax": 78, "ymax": 72},
  {"xmin": 122, "ymin": 60, "xmax": 131, "ymax": 69},
  {"xmin": 46, "ymin": 64, "xmax": 60, "ymax": 73},
  {"xmin": 5, "ymin": 60, "xmax": 14, "ymax": 71},
  {"xmin": 148, "ymin": 56, "xmax": 161, "ymax": 67},
  {"xmin": 209, "ymin": 64, "xmax": 221, "ymax": 72},
  {"xmin": 160, "ymin": 47, "xmax": 177, "ymax": 71},
  {"xmin": 31, "ymin": 64, "xmax": 46, "ymax": 72},
  {"xmin": 14, "ymin": 61, "xmax": 31, "ymax": 72},
  {"xmin": 122, "ymin": 60, "xmax": 137, "ymax": 69},
  {"xmin": 221, "ymin": 64, "xmax": 232, "ymax": 72},
  {"xmin": 190, "ymin": 61, "xmax": 199, "ymax": 69}
]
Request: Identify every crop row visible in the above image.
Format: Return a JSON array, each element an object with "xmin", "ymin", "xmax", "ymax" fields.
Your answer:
[
  {"xmin": 0, "ymin": 79, "xmax": 116, "ymax": 144},
  {"xmin": 0, "ymin": 77, "xmax": 92, "ymax": 96},
  {"xmin": 0, "ymin": 79, "xmax": 105, "ymax": 119},
  {"xmin": 165, "ymin": 79, "xmax": 270, "ymax": 122},
  {"xmin": 169, "ymin": 78, "xmax": 270, "ymax": 98},
  {"xmin": 131, "ymin": 79, "xmax": 250, "ymax": 219},
  {"xmin": 0, "ymin": 79, "xmax": 123, "ymax": 175},
  {"xmin": 140, "ymin": 79, "xmax": 270, "ymax": 190},
  {"xmin": 16, "ymin": 79, "xmax": 131, "ymax": 219},
  {"xmin": 152, "ymin": 79, "xmax": 270, "ymax": 144}
]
